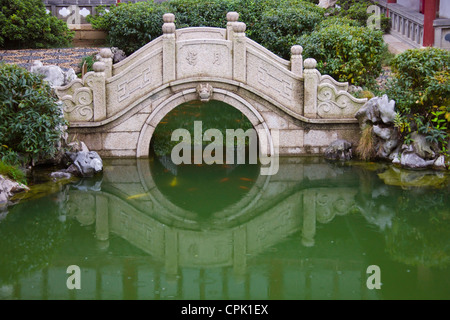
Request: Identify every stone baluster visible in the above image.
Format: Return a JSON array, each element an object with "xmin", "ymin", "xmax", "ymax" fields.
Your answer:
[
  {"xmin": 290, "ymin": 45, "xmax": 303, "ymax": 78},
  {"xmin": 95, "ymin": 195, "xmax": 109, "ymax": 243},
  {"xmin": 98, "ymin": 48, "xmax": 113, "ymax": 79},
  {"xmin": 302, "ymin": 190, "xmax": 316, "ymax": 247},
  {"xmin": 232, "ymin": 22, "xmax": 247, "ymax": 83},
  {"xmin": 162, "ymin": 13, "xmax": 176, "ymax": 84},
  {"xmin": 92, "ymin": 61, "xmax": 107, "ymax": 121},
  {"xmin": 226, "ymin": 11, "xmax": 239, "ymax": 41},
  {"xmin": 303, "ymin": 58, "xmax": 319, "ymax": 118}
]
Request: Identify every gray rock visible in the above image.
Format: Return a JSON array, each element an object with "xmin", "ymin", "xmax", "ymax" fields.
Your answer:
[
  {"xmin": 355, "ymin": 94, "xmax": 397, "ymax": 127},
  {"xmin": 400, "ymin": 151, "xmax": 435, "ymax": 169},
  {"xmin": 433, "ymin": 155, "xmax": 446, "ymax": 170},
  {"xmin": 73, "ymin": 151, "xmax": 103, "ymax": 177},
  {"xmin": 30, "ymin": 60, "xmax": 76, "ymax": 88},
  {"xmin": 324, "ymin": 139, "xmax": 353, "ymax": 161},
  {"xmin": 378, "ymin": 94, "xmax": 396, "ymax": 124},
  {"xmin": 111, "ymin": 47, "xmax": 127, "ymax": 64},
  {"xmin": 348, "ymin": 85, "xmax": 363, "ymax": 93},
  {"xmin": 373, "ymin": 125, "xmax": 392, "ymax": 140},
  {"xmin": 411, "ymin": 132, "xmax": 437, "ymax": 160},
  {"xmin": 50, "ymin": 171, "xmax": 72, "ymax": 181},
  {"xmin": 318, "ymin": 0, "xmax": 338, "ymax": 9},
  {"xmin": 0, "ymin": 175, "xmax": 29, "ymax": 205}
]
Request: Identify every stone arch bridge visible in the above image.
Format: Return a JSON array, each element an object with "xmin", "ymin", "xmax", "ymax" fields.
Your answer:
[{"xmin": 56, "ymin": 12, "xmax": 367, "ymax": 158}]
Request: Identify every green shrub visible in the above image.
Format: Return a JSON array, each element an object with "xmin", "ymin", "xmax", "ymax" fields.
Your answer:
[
  {"xmin": 88, "ymin": 2, "xmax": 169, "ymax": 55},
  {"xmin": 388, "ymin": 48, "xmax": 450, "ymax": 153},
  {"xmin": 253, "ymin": 0, "xmax": 325, "ymax": 59},
  {"xmin": 300, "ymin": 22, "xmax": 386, "ymax": 86},
  {"xmin": 88, "ymin": 0, "xmax": 324, "ymax": 59},
  {"xmin": 0, "ymin": 64, "xmax": 67, "ymax": 166},
  {"xmin": 0, "ymin": 0, "xmax": 74, "ymax": 49},
  {"xmin": 168, "ymin": 0, "xmax": 235, "ymax": 29},
  {"xmin": 329, "ymin": 0, "xmax": 391, "ymax": 33}
]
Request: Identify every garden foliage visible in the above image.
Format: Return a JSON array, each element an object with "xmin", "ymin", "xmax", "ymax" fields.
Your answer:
[
  {"xmin": 0, "ymin": 0, "xmax": 74, "ymax": 49},
  {"xmin": 388, "ymin": 48, "xmax": 450, "ymax": 153},
  {"xmin": 0, "ymin": 64, "xmax": 67, "ymax": 166},
  {"xmin": 300, "ymin": 18, "xmax": 386, "ymax": 86},
  {"xmin": 88, "ymin": 0, "xmax": 386, "ymax": 86}
]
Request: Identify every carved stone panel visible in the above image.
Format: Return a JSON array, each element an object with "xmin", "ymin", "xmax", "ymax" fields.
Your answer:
[
  {"xmin": 176, "ymin": 40, "xmax": 232, "ymax": 80},
  {"xmin": 107, "ymin": 50, "xmax": 163, "ymax": 117},
  {"xmin": 246, "ymin": 49, "xmax": 303, "ymax": 114}
]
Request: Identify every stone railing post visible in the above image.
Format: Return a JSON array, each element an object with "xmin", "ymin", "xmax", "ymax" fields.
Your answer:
[
  {"xmin": 91, "ymin": 61, "xmax": 107, "ymax": 121},
  {"xmin": 303, "ymin": 58, "xmax": 319, "ymax": 118},
  {"xmin": 98, "ymin": 48, "xmax": 113, "ymax": 79},
  {"xmin": 95, "ymin": 195, "xmax": 109, "ymax": 242},
  {"xmin": 162, "ymin": 13, "xmax": 176, "ymax": 83},
  {"xmin": 226, "ymin": 11, "xmax": 239, "ymax": 41},
  {"xmin": 232, "ymin": 22, "xmax": 247, "ymax": 83},
  {"xmin": 290, "ymin": 45, "xmax": 303, "ymax": 78}
]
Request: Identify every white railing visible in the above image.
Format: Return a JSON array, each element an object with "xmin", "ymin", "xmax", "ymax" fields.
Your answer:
[{"xmin": 373, "ymin": 1, "xmax": 424, "ymax": 47}]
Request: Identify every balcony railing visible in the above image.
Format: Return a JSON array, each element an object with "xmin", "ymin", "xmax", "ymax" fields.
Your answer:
[{"xmin": 374, "ymin": 1, "xmax": 424, "ymax": 47}]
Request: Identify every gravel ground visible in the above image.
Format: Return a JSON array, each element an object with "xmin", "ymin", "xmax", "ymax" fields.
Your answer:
[{"xmin": 0, "ymin": 47, "xmax": 105, "ymax": 73}]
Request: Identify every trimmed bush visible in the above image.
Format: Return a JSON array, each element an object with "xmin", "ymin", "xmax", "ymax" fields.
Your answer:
[
  {"xmin": 0, "ymin": 64, "xmax": 67, "ymax": 166},
  {"xmin": 0, "ymin": 0, "xmax": 74, "ymax": 49},
  {"xmin": 253, "ymin": 0, "xmax": 325, "ymax": 59},
  {"xmin": 89, "ymin": 2, "xmax": 169, "ymax": 55},
  {"xmin": 300, "ymin": 21, "xmax": 386, "ymax": 86},
  {"xmin": 88, "ymin": 0, "xmax": 325, "ymax": 59},
  {"xmin": 169, "ymin": 0, "xmax": 235, "ymax": 29}
]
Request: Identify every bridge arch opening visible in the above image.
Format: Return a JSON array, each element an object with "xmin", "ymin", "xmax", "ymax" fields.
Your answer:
[
  {"xmin": 136, "ymin": 87, "xmax": 274, "ymax": 161},
  {"xmin": 147, "ymin": 98, "xmax": 261, "ymax": 217}
]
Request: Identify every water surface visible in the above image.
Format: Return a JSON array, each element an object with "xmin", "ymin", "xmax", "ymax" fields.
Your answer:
[{"xmin": 0, "ymin": 157, "xmax": 449, "ymax": 300}]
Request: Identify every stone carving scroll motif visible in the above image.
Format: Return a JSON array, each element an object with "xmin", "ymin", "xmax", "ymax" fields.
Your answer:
[
  {"xmin": 317, "ymin": 82, "xmax": 367, "ymax": 119},
  {"xmin": 56, "ymin": 73, "xmax": 95, "ymax": 122}
]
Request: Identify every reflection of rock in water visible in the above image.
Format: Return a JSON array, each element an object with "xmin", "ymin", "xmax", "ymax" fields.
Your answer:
[{"xmin": 378, "ymin": 167, "xmax": 448, "ymax": 188}]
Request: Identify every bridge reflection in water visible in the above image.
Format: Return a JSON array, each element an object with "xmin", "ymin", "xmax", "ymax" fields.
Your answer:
[{"xmin": 38, "ymin": 156, "xmax": 378, "ymax": 300}]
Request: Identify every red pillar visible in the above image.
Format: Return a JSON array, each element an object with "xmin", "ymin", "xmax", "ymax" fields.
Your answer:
[
  {"xmin": 387, "ymin": 0, "xmax": 397, "ymax": 16},
  {"xmin": 423, "ymin": 0, "xmax": 437, "ymax": 47}
]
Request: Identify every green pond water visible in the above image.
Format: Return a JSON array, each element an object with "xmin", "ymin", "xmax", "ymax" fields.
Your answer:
[{"xmin": 0, "ymin": 156, "xmax": 449, "ymax": 300}]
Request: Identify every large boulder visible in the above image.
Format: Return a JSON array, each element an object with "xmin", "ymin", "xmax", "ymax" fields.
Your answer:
[
  {"xmin": 355, "ymin": 94, "xmax": 397, "ymax": 127},
  {"xmin": 324, "ymin": 139, "xmax": 353, "ymax": 161},
  {"xmin": 30, "ymin": 60, "xmax": 76, "ymax": 88},
  {"xmin": 0, "ymin": 175, "xmax": 29, "ymax": 206},
  {"xmin": 69, "ymin": 151, "xmax": 103, "ymax": 177},
  {"xmin": 399, "ymin": 144, "xmax": 435, "ymax": 169}
]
